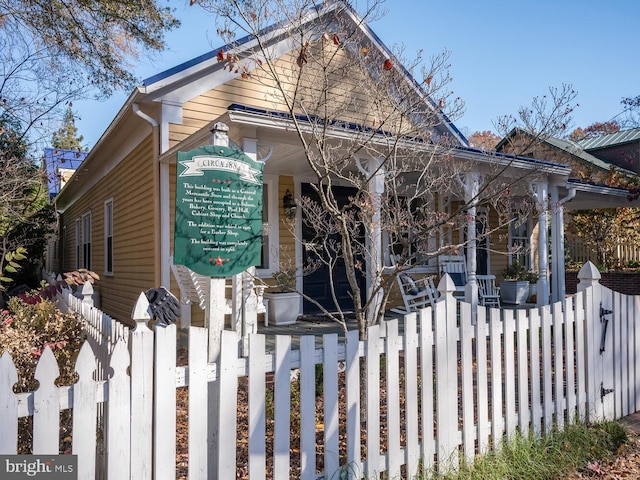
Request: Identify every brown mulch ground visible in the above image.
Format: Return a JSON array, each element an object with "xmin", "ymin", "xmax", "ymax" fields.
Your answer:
[{"xmin": 562, "ymin": 433, "xmax": 640, "ymax": 479}]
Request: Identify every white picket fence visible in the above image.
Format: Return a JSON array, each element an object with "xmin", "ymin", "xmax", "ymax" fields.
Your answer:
[{"xmin": 1, "ymin": 262, "xmax": 639, "ymax": 479}]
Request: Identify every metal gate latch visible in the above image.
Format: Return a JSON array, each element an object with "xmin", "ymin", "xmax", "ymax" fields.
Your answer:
[{"xmin": 599, "ymin": 304, "xmax": 613, "ymax": 354}]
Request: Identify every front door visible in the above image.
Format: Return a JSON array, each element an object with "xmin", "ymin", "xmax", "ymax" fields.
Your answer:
[
  {"xmin": 301, "ymin": 183, "xmax": 366, "ymax": 314},
  {"xmin": 464, "ymin": 209, "xmax": 490, "ymax": 275}
]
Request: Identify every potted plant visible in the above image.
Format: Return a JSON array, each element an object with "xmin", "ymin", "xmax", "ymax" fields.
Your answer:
[
  {"xmin": 263, "ymin": 265, "xmax": 301, "ymax": 325},
  {"xmin": 500, "ymin": 261, "xmax": 530, "ymax": 305},
  {"xmin": 523, "ymin": 270, "xmax": 539, "ymax": 303}
]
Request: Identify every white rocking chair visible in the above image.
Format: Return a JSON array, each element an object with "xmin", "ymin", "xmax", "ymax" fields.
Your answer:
[
  {"xmin": 438, "ymin": 254, "xmax": 467, "ymax": 298},
  {"xmin": 477, "ymin": 274, "xmax": 501, "ymax": 308},
  {"xmin": 392, "ymin": 272, "xmax": 439, "ymax": 314}
]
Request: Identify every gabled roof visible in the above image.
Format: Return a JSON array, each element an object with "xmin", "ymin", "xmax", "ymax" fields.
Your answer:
[
  {"xmin": 495, "ymin": 128, "xmax": 631, "ymax": 175},
  {"xmin": 140, "ymin": 0, "xmax": 468, "ymax": 146},
  {"xmin": 578, "ymin": 128, "xmax": 640, "ymax": 150}
]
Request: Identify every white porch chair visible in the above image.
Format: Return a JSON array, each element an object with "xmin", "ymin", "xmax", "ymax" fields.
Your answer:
[
  {"xmin": 392, "ymin": 272, "xmax": 439, "ymax": 314},
  {"xmin": 438, "ymin": 254, "xmax": 467, "ymax": 297},
  {"xmin": 477, "ymin": 274, "xmax": 501, "ymax": 308}
]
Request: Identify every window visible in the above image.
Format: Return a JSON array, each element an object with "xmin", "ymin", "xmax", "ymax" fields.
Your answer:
[
  {"xmin": 259, "ymin": 184, "xmax": 269, "ymax": 269},
  {"xmin": 104, "ymin": 199, "xmax": 113, "ymax": 274},
  {"xmin": 82, "ymin": 212, "xmax": 91, "ymax": 270},
  {"xmin": 509, "ymin": 215, "xmax": 531, "ymax": 269},
  {"xmin": 75, "ymin": 219, "xmax": 80, "ymax": 269},
  {"xmin": 257, "ymin": 176, "xmax": 278, "ymax": 275},
  {"xmin": 62, "ymin": 226, "xmax": 66, "ymax": 271}
]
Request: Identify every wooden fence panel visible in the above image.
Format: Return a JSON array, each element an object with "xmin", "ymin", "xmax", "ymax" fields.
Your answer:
[
  {"xmin": 460, "ymin": 302, "xmax": 474, "ymax": 464},
  {"xmin": 403, "ymin": 313, "xmax": 419, "ymax": 477},
  {"xmin": 419, "ymin": 308, "xmax": 435, "ymax": 469},
  {"xmin": 635, "ymin": 295, "xmax": 640, "ymax": 413},
  {"xmin": 12, "ymin": 268, "xmax": 640, "ymax": 479},
  {"xmin": 435, "ymin": 292, "xmax": 458, "ymax": 470},
  {"xmin": 129, "ymin": 297, "xmax": 154, "ymax": 480},
  {"xmin": 33, "ymin": 347, "xmax": 60, "ymax": 454},
  {"xmin": 489, "ymin": 308, "xmax": 504, "ymax": 449},
  {"xmin": 273, "ymin": 335, "xmax": 292, "ymax": 479},
  {"xmin": 344, "ymin": 329, "xmax": 361, "ymax": 479},
  {"xmin": 299, "ymin": 335, "xmax": 316, "ymax": 480},
  {"xmin": 154, "ymin": 324, "xmax": 177, "ymax": 480},
  {"xmin": 188, "ymin": 327, "xmax": 209, "ymax": 480},
  {"xmin": 565, "ymin": 297, "xmax": 577, "ymax": 422},
  {"xmin": 248, "ymin": 333, "xmax": 266, "ymax": 480},
  {"xmin": 503, "ymin": 309, "xmax": 517, "ymax": 439},
  {"xmin": 323, "ymin": 334, "xmax": 340, "ymax": 479},
  {"xmin": 216, "ymin": 329, "xmax": 239, "ymax": 479},
  {"xmin": 0, "ymin": 352, "xmax": 18, "ymax": 455},
  {"xmin": 385, "ymin": 320, "xmax": 401, "ymax": 478},
  {"xmin": 365, "ymin": 324, "xmax": 381, "ymax": 479},
  {"xmin": 106, "ymin": 341, "xmax": 130, "ymax": 480},
  {"xmin": 553, "ymin": 302, "xmax": 565, "ymax": 429},
  {"xmin": 516, "ymin": 309, "xmax": 530, "ymax": 432},
  {"xmin": 73, "ymin": 343, "xmax": 98, "ymax": 480},
  {"xmin": 475, "ymin": 306, "xmax": 490, "ymax": 454}
]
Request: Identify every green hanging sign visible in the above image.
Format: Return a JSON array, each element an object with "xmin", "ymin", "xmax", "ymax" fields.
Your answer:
[{"xmin": 173, "ymin": 145, "xmax": 263, "ymax": 277}]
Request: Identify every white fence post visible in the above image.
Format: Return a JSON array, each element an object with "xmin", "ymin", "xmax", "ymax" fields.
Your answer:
[
  {"xmin": 129, "ymin": 292, "xmax": 154, "ymax": 480},
  {"xmin": 81, "ymin": 281, "xmax": 94, "ymax": 307},
  {"xmin": 0, "ymin": 352, "xmax": 18, "ymax": 454},
  {"xmin": 435, "ymin": 274, "xmax": 459, "ymax": 471},
  {"xmin": 577, "ymin": 261, "xmax": 606, "ymax": 421}
]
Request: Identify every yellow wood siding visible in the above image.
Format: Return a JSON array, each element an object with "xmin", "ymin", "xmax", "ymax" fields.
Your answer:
[
  {"xmin": 171, "ymin": 45, "xmax": 416, "ymax": 148},
  {"xmin": 60, "ymin": 136, "xmax": 157, "ymax": 322}
]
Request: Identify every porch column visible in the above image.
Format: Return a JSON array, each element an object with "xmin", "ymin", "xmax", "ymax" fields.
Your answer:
[
  {"xmin": 365, "ymin": 157, "xmax": 385, "ymax": 323},
  {"xmin": 461, "ymin": 172, "xmax": 480, "ymax": 312},
  {"xmin": 550, "ymin": 184, "xmax": 576, "ymax": 302},
  {"xmin": 240, "ymin": 137, "xmax": 260, "ymax": 354},
  {"xmin": 533, "ymin": 180, "xmax": 550, "ymax": 305}
]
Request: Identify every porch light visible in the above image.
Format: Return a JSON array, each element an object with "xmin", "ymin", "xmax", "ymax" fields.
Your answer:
[{"xmin": 282, "ymin": 189, "xmax": 297, "ymax": 219}]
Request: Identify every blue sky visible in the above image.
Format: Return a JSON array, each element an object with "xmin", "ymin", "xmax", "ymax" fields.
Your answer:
[{"xmin": 75, "ymin": 0, "xmax": 640, "ymax": 148}]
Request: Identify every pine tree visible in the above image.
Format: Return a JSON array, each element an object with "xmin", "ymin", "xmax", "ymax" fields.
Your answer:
[{"xmin": 51, "ymin": 106, "xmax": 86, "ymax": 151}]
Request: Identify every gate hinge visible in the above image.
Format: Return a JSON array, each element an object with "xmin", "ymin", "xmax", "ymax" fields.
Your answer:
[{"xmin": 600, "ymin": 382, "xmax": 614, "ymax": 400}]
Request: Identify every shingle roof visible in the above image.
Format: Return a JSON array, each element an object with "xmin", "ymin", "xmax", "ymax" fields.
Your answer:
[{"xmin": 578, "ymin": 128, "xmax": 640, "ymax": 150}]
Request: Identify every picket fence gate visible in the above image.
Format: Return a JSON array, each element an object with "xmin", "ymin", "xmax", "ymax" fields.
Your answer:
[{"xmin": 1, "ymin": 262, "xmax": 640, "ymax": 479}]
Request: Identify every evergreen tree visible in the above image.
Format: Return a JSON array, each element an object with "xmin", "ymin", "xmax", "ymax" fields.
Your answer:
[{"xmin": 51, "ymin": 106, "xmax": 86, "ymax": 151}]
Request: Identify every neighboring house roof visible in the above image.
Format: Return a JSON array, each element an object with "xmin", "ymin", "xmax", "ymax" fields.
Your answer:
[
  {"xmin": 43, "ymin": 147, "xmax": 88, "ymax": 199},
  {"xmin": 578, "ymin": 128, "xmax": 640, "ymax": 150},
  {"xmin": 495, "ymin": 128, "xmax": 634, "ymax": 176},
  {"xmin": 542, "ymin": 135, "xmax": 617, "ymax": 173}
]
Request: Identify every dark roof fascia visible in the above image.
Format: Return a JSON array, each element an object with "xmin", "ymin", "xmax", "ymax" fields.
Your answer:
[{"xmin": 227, "ymin": 103, "xmax": 569, "ymax": 174}]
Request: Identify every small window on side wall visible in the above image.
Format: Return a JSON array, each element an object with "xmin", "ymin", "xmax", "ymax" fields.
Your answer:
[
  {"xmin": 82, "ymin": 211, "xmax": 91, "ymax": 270},
  {"xmin": 105, "ymin": 199, "xmax": 113, "ymax": 274}
]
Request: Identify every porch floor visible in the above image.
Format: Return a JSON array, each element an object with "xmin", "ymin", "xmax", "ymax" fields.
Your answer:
[{"xmin": 255, "ymin": 302, "xmax": 539, "ymax": 350}]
